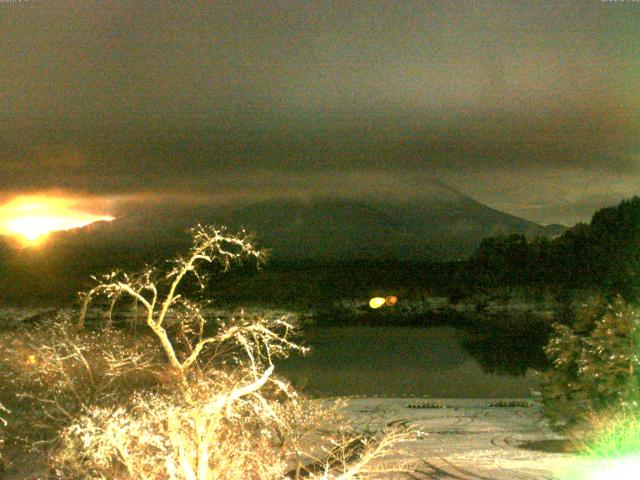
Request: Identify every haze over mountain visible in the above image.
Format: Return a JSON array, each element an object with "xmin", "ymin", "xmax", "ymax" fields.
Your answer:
[{"xmin": 223, "ymin": 178, "xmax": 565, "ymax": 261}]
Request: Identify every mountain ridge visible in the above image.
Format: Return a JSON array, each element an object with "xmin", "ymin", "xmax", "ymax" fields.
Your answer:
[{"xmin": 221, "ymin": 178, "xmax": 566, "ymax": 260}]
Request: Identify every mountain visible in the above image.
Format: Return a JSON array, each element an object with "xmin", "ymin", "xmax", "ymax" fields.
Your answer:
[
  {"xmin": 223, "ymin": 198, "xmax": 426, "ymax": 260},
  {"xmin": 47, "ymin": 178, "xmax": 566, "ymax": 263},
  {"xmin": 222, "ymin": 178, "xmax": 566, "ymax": 261}
]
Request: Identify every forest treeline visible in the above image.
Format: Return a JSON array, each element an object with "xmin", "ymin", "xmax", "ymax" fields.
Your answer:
[
  {"xmin": 461, "ymin": 196, "xmax": 640, "ymax": 302},
  {"xmin": 211, "ymin": 196, "xmax": 640, "ymax": 308}
]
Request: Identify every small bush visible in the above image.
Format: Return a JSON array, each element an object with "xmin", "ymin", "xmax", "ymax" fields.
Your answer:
[
  {"xmin": 539, "ymin": 296, "xmax": 640, "ymax": 433},
  {"xmin": 0, "ymin": 313, "xmax": 166, "ymax": 474},
  {"xmin": 578, "ymin": 409, "xmax": 640, "ymax": 459}
]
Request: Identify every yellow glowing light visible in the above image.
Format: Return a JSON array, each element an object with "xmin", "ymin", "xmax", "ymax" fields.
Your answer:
[
  {"xmin": 0, "ymin": 195, "xmax": 115, "ymax": 246},
  {"xmin": 369, "ymin": 297, "xmax": 386, "ymax": 309}
]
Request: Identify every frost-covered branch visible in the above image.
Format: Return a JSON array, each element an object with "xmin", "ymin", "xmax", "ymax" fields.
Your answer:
[
  {"xmin": 0, "ymin": 401, "xmax": 9, "ymax": 427},
  {"xmin": 76, "ymin": 225, "xmax": 269, "ymax": 384}
]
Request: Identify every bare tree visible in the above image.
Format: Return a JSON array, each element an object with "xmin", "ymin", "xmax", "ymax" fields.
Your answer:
[
  {"xmin": 77, "ymin": 225, "xmax": 270, "ymax": 382},
  {"xmin": 14, "ymin": 224, "xmax": 418, "ymax": 479}
]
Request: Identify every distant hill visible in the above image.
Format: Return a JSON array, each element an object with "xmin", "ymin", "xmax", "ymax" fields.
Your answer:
[{"xmin": 540, "ymin": 224, "xmax": 568, "ymax": 238}]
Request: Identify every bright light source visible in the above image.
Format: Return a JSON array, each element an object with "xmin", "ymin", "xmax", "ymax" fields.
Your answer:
[
  {"xmin": 590, "ymin": 455, "xmax": 640, "ymax": 480},
  {"xmin": 385, "ymin": 295, "xmax": 398, "ymax": 306},
  {"xmin": 0, "ymin": 195, "xmax": 115, "ymax": 246},
  {"xmin": 369, "ymin": 297, "xmax": 386, "ymax": 309}
]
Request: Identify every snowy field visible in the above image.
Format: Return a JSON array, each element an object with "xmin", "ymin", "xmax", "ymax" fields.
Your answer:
[{"xmin": 332, "ymin": 398, "xmax": 593, "ymax": 480}]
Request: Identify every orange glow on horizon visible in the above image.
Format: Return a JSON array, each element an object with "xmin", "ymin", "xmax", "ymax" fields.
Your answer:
[{"xmin": 0, "ymin": 195, "xmax": 115, "ymax": 246}]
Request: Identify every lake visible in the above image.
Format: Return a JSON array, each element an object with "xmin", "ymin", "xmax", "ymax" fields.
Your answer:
[{"xmin": 275, "ymin": 326, "xmax": 541, "ymax": 398}]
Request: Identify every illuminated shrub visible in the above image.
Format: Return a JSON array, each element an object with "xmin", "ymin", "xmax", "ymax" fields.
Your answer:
[
  {"xmin": 0, "ymin": 226, "xmax": 413, "ymax": 479},
  {"xmin": 0, "ymin": 313, "xmax": 165, "ymax": 472},
  {"xmin": 52, "ymin": 367, "xmax": 321, "ymax": 479},
  {"xmin": 579, "ymin": 409, "xmax": 640, "ymax": 460},
  {"xmin": 540, "ymin": 297, "xmax": 640, "ymax": 433}
]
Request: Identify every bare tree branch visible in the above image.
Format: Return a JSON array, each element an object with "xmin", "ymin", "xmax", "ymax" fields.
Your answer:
[{"xmin": 76, "ymin": 225, "xmax": 268, "ymax": 386}]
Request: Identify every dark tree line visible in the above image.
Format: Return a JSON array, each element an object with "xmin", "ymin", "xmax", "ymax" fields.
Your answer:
[{"xmin": 465, "ymin": 197, "xmax": 640, "ymax": 302}]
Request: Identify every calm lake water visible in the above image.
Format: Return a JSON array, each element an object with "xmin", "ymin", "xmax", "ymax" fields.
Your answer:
[{"xmin": 275, "ymin": 326, "xmax": 541, "ymax": 398}]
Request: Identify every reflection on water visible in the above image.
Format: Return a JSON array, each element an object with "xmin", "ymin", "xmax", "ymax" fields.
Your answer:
[
  {"xmin": 461, "ymin": 321, "xmax": 551, "ymax": 377},
  {"xmin": 275, "ymin": 326, "xmax": 544, "ymax": 398}
]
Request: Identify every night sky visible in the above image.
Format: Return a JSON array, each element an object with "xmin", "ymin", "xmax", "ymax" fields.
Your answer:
[{"xmin": 1, "ymin": 0, "xmax": 638, "ymax": 226}]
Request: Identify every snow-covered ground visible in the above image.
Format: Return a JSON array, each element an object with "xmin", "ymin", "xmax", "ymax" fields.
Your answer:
[
  {"xmin": 1, "ymin": 306, "xmax": 594, "ymax": 479},
  {"xmin": 329, "ymin": 397, "xmax": 593, "ymax": 479}
]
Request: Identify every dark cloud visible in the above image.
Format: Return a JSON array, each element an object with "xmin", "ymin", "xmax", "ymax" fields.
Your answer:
[{"xmin": 0, "ymin": 0, "xmax": 638, "ymax": 224}]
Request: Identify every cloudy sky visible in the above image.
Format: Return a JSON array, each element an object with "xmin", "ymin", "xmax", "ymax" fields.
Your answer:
[{"xmin": 1, "ymin": 0, "xmax": 638, "ymax": 225}]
